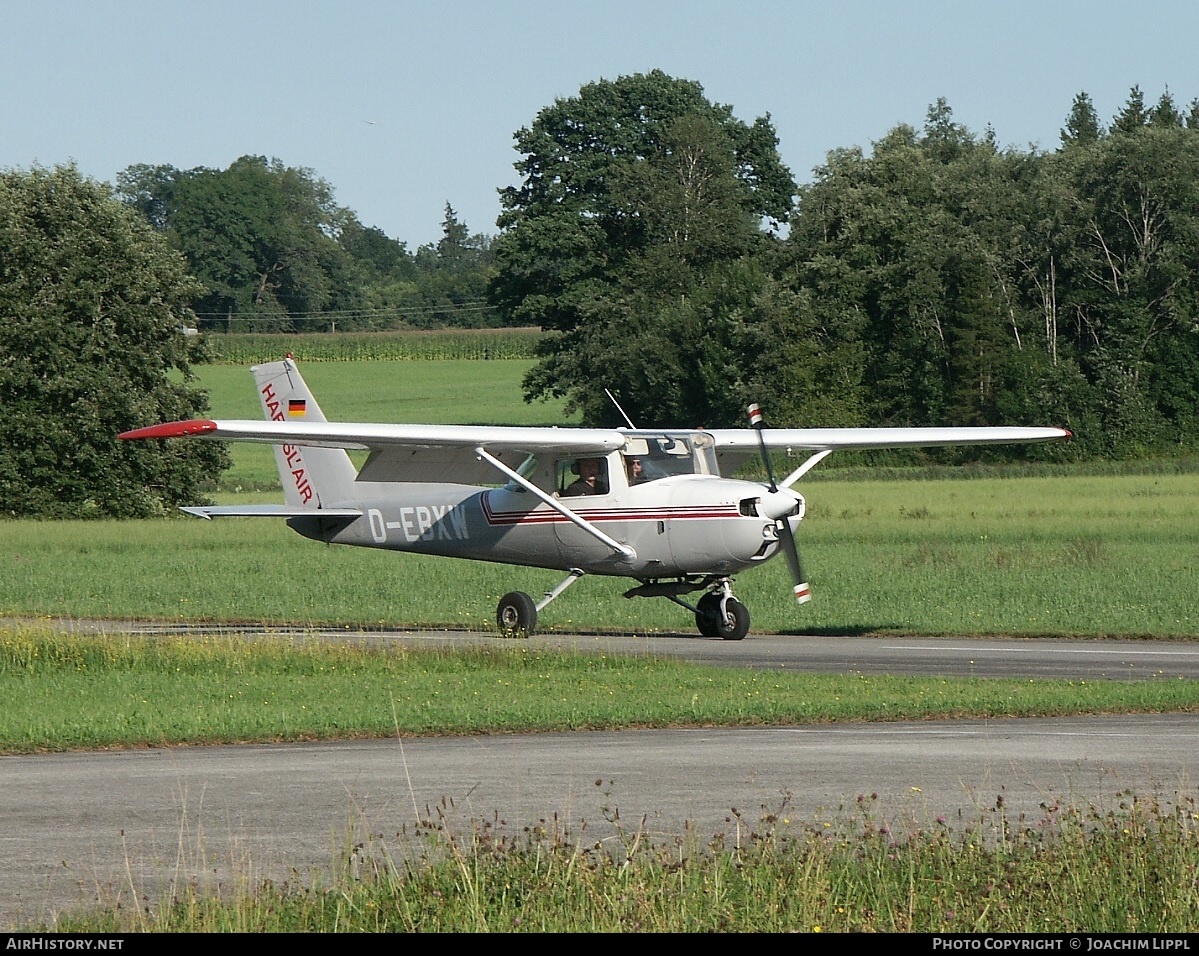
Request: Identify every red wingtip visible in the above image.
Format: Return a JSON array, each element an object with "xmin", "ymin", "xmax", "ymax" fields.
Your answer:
[{"xmin": 119, "ymin": 420, "xmax": 218, "ymax": 440}]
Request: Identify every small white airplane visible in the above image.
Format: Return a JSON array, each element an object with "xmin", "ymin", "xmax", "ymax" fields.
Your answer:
[{"xmin": 120, "ymin": 358, "xmax": 1071, "ymax": 640}]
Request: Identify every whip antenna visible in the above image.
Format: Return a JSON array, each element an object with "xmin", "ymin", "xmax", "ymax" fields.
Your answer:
[{"xmin": 605, "ymin": 388, "xmax": 637, "ymax": 429}]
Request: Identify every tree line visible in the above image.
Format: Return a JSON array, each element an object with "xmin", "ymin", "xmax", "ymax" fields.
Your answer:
[
  {"xmin": 103, "ymin": 75, "xmax": 1199, "ymax": 462},
  {"xmin": 3, "ymin": 72, "xmax": 1198, "ymax": 517},
  {"xmin": 494, "ymin": 75, "xmax": 1199, "ymax": 462},
  {"xmin": 117, "ymin": 158, "xmax": 498, "ymax": 331}
]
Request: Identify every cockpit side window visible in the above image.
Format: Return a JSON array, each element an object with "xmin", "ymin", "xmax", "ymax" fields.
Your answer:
[
  {"xmin": 558, "ymin": 457, "xmax": 609, "ymax": 496},
  {"xmin": 502, "ymin": 454, "xmax": 539, "ymax": 492}
]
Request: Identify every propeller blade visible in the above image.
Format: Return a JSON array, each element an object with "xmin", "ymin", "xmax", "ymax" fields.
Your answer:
[
  {"xmin": 749, "ymin": 402, "xmax": 811, "ymax": 603},
  {"xmin": 778, "ymin": 518, "xmax": 811, "ymax": 604},
  {"xmin": 746, "ymin": 403, "xmax": 778, "ymax": 491}
]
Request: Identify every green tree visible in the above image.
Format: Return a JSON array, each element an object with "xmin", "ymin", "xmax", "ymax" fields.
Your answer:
[
  {"xmin": 1149, "ymin": 90, "xmax": 1184, "ymax": 128},
  {"xmin": 1112, "ymin": 86, "xmax": 1148, "ymax": 135},
  {"xmin": 1058, "ymin": 120, "xmax": 1199, "ymax": 453},
  {"xmin": 1187, "ymin": 98, "xmax": 1199, "ymax": 130},
  {"xmin": 339, "ymin": 220, "xmax": 416, "ymax": 283},
  {"xmin": 0, "ymin": 165, "xmax": 229, "ymax": 517},
  {"xmin": 784, "ymin": 104, "xmax": 1088, "ymax": 457},
  {"xmin": 118, "ymin": 157, "xmax": 367, "ymax": 330},
  {"xmin": 1061, "ymin": 92, "xmax": 1103, "ymax": 147},
  {"xmin": 409, "ymin": 205, "xmax": 498, "ymax": 327},
  {"xmin": 490, "ymin": 71, "xmax": 795, "ymax": 425}
]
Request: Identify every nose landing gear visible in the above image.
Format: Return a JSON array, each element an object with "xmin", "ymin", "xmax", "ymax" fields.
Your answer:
[
  {"xmin": 693, "ymin": 580, "xmax": 750, "ymax": 641},
  {"xmin": 694, "ymin": 591, "xmax": 751, "ymax": 640},
  {"xmin": 624, "ymin": 575, "xmax": 751, "ymax": 641}
]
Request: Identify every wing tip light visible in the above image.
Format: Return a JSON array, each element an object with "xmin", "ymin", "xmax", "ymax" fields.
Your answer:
[{"xmin": 119, "ymin": 420, "xmax": 218, "ymax": 440}]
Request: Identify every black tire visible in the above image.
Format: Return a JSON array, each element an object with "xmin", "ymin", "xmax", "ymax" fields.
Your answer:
[
  {"xmin": 695, "ymin": 592, "xmax": 722, "ymax": 637},
  {"xmin": 496, "ymin": 591, "xmax": 537, "ymax": 638},
  {"xmin": 695, "ymin": 593, "xmax": 750, "ymax": 640},
  {"xmin": 714, "ymin": 597, "xmax": 750, "ymax": 641}
]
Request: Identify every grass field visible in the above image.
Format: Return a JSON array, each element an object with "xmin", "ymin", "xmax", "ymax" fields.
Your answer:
[
  {"xmin": 6, "ymin": 626, "xmax": 1198, "ymax": 931},
  {"xmin": 194, "ymin": 358, "xmax": 571, "ymax": 424},
  {"xmin": 3, "ymin": 470, "xmax": 1196, "ymax": 636},
  {"xmin": 5, "ymin": 627, "xmax": 1198, "ymax": 754},
  {"xmin": 192, "ymin": 359, "xmax": 578, "ymax": 489},
  {"xmin": 154, "ymin": 358, "xmax": 1199, "ymax": 636}
]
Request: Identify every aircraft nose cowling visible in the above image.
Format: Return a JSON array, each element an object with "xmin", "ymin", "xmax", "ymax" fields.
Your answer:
[{"xmin": 758, "ymin": 488, "xmax": 804, "ymax": 522}]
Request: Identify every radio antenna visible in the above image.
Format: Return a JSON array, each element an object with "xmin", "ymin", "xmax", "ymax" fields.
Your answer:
[{"xmin": 604, "ymin": 388, "xmax": 637, "ymax": 429}]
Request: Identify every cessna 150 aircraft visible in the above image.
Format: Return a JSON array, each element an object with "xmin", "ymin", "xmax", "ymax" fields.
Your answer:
[{"xmin": 120, "ymin": 358, "xmax": 1070, "ymax": 640}]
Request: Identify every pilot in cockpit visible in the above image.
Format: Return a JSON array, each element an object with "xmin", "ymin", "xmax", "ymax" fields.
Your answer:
[{"xmin": 564, "ymin": 457, "xmax": 608, "ymax": 496}]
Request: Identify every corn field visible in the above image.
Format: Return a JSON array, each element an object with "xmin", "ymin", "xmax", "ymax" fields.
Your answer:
[{"xmin": 202, "ymin": 328, "xmax": 543, "ymax": 364}]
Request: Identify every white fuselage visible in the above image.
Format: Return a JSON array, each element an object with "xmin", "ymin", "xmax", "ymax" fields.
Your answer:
[{"xmin": 288, "ymin": 473, "xmax": 792, "ymax": 578}]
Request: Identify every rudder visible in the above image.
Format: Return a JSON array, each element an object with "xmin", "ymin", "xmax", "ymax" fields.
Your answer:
[{"xmin": 252, "ymin": 358, "xmax": 358, "ymax": 508}]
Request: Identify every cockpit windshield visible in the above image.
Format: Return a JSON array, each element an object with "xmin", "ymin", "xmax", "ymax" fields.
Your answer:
[{"xmin": 623, "ymin": 432, "xmax": 718, "ymax": 484}]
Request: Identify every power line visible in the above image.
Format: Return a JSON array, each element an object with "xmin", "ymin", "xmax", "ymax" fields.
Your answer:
[{"xmin": 193, "ymin": 299, "xmax": 498, "ymax": 323}]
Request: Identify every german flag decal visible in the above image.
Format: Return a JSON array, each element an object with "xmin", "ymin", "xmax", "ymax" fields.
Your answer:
[{"xmin": 288, "ymin": 399, "xmax": 307, "ymax": 417}]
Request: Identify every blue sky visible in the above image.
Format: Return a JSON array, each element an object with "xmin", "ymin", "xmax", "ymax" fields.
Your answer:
[{"xmin": 4, "ymin": 1, "xmax": 1197, "ymax": 247}]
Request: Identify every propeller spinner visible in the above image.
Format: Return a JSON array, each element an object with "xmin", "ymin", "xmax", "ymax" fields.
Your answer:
[{"xmin": 747, "ymin": 403, "xmax": 812, "ymax": 604}]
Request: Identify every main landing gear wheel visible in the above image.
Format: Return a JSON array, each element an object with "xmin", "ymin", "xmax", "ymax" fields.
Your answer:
[
  {"xmin": 695, "ymin": 592, "xmax": 750, "ymax": 641},
  {"xmin": 497, "ymin": 591, "xmax": 537, "ymax": 638}
]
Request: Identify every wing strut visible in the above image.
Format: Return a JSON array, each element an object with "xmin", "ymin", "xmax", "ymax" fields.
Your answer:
[
  {"xmin": 473, "ymin": 446, "xmax": 636, "ymax": 560},
  {"xmin": 779, "ymin": 449, "xmax": 834, "ymax": 489}
]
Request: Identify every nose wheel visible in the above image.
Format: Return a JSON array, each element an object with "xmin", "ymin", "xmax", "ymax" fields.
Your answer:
[
  {"xmin": 695, "ymin": 589, "xmax": 750, "ymax": 641},
  {"xmin": 633, "ymin": 576, "xmax": 753, "ymax": 641}
]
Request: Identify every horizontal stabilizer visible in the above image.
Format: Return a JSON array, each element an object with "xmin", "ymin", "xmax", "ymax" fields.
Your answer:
[{"xmin": 180, "ymin": 505, "xmax": 363, "ymax": 520}]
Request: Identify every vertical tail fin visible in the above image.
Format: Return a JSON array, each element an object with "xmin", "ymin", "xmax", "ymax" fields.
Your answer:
[{"xmin": 252, "ymin": 357, "xmax": 358, "ymax": 508}]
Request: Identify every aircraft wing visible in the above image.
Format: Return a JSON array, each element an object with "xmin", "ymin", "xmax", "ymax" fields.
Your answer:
[
  {"xmin": 706, "ymin": 425, "xmax": 1071, "ymax": 473},
  {"xmin": 120, "ymin": 418, "xmax": 629, "ymax": 484}
]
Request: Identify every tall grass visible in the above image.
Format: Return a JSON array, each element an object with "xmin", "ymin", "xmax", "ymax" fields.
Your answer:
[{"xmin": 45, "ymin": 789, "xmax": 1199, "ymax": 932}]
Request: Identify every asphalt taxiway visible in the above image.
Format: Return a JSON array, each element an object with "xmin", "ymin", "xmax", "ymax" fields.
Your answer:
[{"xmin": 2, "ymin": 629, "xmax": 1196, "ymax": 926}]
